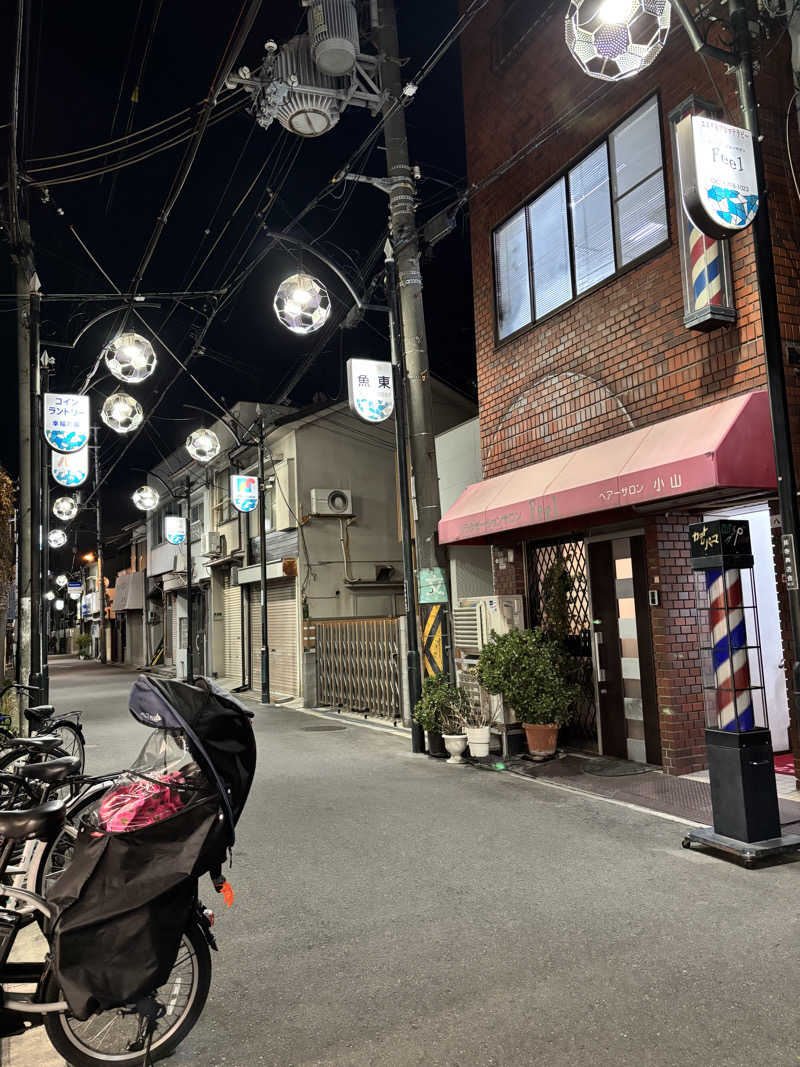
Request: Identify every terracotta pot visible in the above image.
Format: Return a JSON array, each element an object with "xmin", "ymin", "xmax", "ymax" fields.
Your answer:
[
  {"xmin": 426, "ymin": 730, "xmax": 448, "ymax": 759},
  {"xmin": 442, "ymin": 733, "xmax": 468, "ymax": 765},
  {"xmin": 523, "ymin": 722, "xmax": 558, "ymax": 758}
]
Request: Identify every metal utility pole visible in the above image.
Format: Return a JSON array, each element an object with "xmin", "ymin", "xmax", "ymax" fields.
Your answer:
[
  {"xmin": 386, "ymin": 246, "xmax": 424, "ymax": 751},
  {"xmin": 185, "ymin": 475, "xmax": 194, "ymax": 685},
  {"xmin": 376, "ymin": 0, "xmax": 451, "ymax": 681},
  {"xmin": 40, "ymin": 353, "xmax": 52, "ymax": 702},
  {"xmin": 92, "ymin": 427, "xmax": 106, "ymax": 663},
  {"xmin": 257, "ymin": 420, "xmax": 270, "ymax": 704},
  {"xmin": 28, "ymin": 288, "xmax": 42, "ymax": 695}
]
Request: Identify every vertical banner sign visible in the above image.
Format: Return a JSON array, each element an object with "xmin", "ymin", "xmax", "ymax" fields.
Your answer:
[
  {"xmin": 44, "ymin": 393, "xmax": 90, "ymax": 453},
  {"xmin": 165, "ymin": 516, "xmax": 186, "ymax": 545},
  {"xmin": 231, "ymin": 474, "xmax": 259, "ymax": 513},
  {"xmin": 677, "ymin": 115, "xmax": 759, "ymax": 239},
  {"xmin": 51, "ymin": 446, "xmax": 89, "ymax": 487},
  {"xmin": 68, "ymin": 581, "xmax": 82, "ymax": 600},
  {"xmin": 347, "ymin": 359, "xmax": 395, "ymax": 423}
]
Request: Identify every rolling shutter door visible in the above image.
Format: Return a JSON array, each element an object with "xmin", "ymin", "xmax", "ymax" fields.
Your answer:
[
  {"xmin": 223, "ymin": 576, "xmax": 242, "ymax": 683},
  {"xmin": 249, "ymin": 578, "xmax": 298, "ymax": 699},
  {"xmin": 164, "ymin": 595, "xmax": 173, "ymax": 664}
]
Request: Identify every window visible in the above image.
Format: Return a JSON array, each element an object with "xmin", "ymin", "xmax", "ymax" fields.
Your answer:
[
  {"xmin": 213, "ymin": 469, "xmax": 235, "ymax": 525},
  {"xmin": 492, "ymin": 96, "xmax": 667, "ymax": 339},
  {"xmin": 190, "ymin": 501, "xmax": 204, "ymax": 543},
  {"xmin": 153, "ymin": 506, "xmax": 167, "ymax": 546}
]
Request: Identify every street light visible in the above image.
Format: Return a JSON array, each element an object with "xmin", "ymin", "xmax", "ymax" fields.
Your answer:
[
  {"xmin": 564, "ymin": 0, "xmax": 671, "ymax": 81},
  {"xmin": 104, "ymin": 332, "xmax": 157, "ymax": 383},
  {"xmin": 185, "ymin": 428, "xmax": 221, "ymax": 463},
  {"xmin": 82, "ymin": 552, "xmax": 95, "ymax": 562},
  {"xmin": 48, "ymin": 529, "xmax": 67, "ymax": 549},
  {"xmin": 52, "ymin": 495, "xmax": 78, "ymax": 521},
  {"xmin": 54, "ymin": 598, "xmax": 64, "ymax": 612},
  {"xmin": 132, "ymin": 485, "xmax": 160, "ymax": 511},
  {"xmin": 274, "ymin": 273, "xmax": 331, "ymax": 335},
  {"xmin": 45, "ymin": 590, "xmax": 55, "ymax": 601},
  {"xmin": 101, "ymin": 392, "xmax": 144, "ymax": 434},
  {"xmin": 55, "ymin": 573, "xmax": 68, "ymax": 588}
]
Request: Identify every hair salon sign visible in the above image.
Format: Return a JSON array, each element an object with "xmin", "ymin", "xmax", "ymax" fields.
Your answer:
[{"xmin": 677, "ymin": 114, "xmax": 759, "ymax": 239}]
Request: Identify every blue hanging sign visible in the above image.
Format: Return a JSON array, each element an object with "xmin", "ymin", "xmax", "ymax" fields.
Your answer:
[
  {"xmin": 44, "ymin": 393, "xmax": 90, "ymax": 453},
  {"xmin": 51, "ymin": 446, "xmax": 89, "ymax": 488},
  {"xmin": 165, "ymin": 516, "xmax": 186, "ymax": 545},
  {"xmin": 347, "ymin": 359, "xmax": 395, "ymax": 423},
  {"xmin": 231, "ymin": 474, "xmax": 258, "ymax": 513}
]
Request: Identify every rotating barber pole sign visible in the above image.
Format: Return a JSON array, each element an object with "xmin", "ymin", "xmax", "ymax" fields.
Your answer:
[
  {"xmin": 165, "ymin": 516, "xmax": 186, "ymax": 545},
  {"xmin": 44, "ymin": 393, "xmax": 90, "ymax": 453},
  {"xmin": 51, "ymin": 445, "xmax": 89, "ymax": 488},
  {"xmin": 231, "ymin": 475, "xmax": 258, "ymax": 513}
]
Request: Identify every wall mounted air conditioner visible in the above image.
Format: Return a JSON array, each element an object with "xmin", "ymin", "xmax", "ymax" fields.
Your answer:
[
  {"xmin": 201, "ymin": 531, "xmax": 222, "ymax": 556},
  {"xmin": 452, "ymin": 596, "xmax": 525, "ymax": 730},
  {"xmin": 310, "ymin": 488, "xmax": 353, "ymax": 517}
]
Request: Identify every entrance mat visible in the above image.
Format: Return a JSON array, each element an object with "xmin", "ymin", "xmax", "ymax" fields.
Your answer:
[
  {"xmin": 583, "ymin": 758, "xmax": 649, "ymax": 777},
  {"xmin": 775, "ymin": 753, "xmax": 796, "ymax": 776}
]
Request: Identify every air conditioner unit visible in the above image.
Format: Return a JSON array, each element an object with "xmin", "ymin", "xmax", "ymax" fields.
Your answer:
[
  {"xmin": 310, "ymin": 488, "xmax": 353, "ymax": 517},
  {"xmin": 201, "ymin": 531, "xmax": 222, "ymax": 556},
  {"xmin": 453, "ymin": 596, "xmax": 525, "ymax": 731}
]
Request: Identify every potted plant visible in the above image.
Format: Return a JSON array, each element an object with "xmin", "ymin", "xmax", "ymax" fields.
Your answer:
[
  {"xmin": 463, "ymin": 675, "xmax": 493, "ymax": 758},
  {"xmin": 439, "ymin": 691, "xmax": 469, "ymax": 765},
  {"xmin": 76, "ymin": 632, "xmax": 91, "ymax": 660},
  {"xmin": 476, "ymin": 627, "xmax": 578, "ymax": 758},
  {"xmin": 412, "ymin": 675, "xmax": 451, "ymax": 759}
]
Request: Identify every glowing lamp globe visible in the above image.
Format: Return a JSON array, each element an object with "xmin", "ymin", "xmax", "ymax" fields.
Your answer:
[
  {"xmin": 133, "ymin": 485, "xmax": 160, "ymax": 512},
  {"xmin": 55, "ymin": 574, "xmax": 68, "ymax": 588},
  {"xmin": 48, "ymin": 529, "xmax": 67, "ymax": 549},
  {"xmin": 46, "ymin": 590, "xmax": 56, "ymax": 601},
  {"xmin": 104, "ymin": 332, "xmax": 157, "ymax": 383},
  {"xmin": 54, "ymin": 599, "xmax": 65, "ymax": 611},
  {"xmin": 53, "ymin": 495, "xmax": 78, "ymax": 522},
  {"xmin": 101, "ymin": 392, "xmax": 144, "ymax": 434},
  {"xmin": 274, "ymin": 273, "xmax": 330, "ymax": 335},
  {"xmin": 565, "ymin": 0, "xmax": 670, "ymax": 81},
  {"xmin": 186, "ymin": 428, "xmax": 221, "ymax": 463}
]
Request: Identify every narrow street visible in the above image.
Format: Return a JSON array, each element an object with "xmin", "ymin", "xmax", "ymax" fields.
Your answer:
[{"xmin": 4, "ymin": 655, "xmax": 799, "ymax": 1067}]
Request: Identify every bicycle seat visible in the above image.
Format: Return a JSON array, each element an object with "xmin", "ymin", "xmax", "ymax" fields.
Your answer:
[
  {"xmin": 16, "ymin": 756, "xmax": 81, "ymax": 784},
  {"xmin": 8, "ymin": 735, "xmax": 63, "ymax": 753},
  {"xmin": 0, "ymin": 799, "xmax": 65, "ymax": 841},
  {"xmin": 25, "ymin": 706, "xmax": 52, "ymax": 727}
]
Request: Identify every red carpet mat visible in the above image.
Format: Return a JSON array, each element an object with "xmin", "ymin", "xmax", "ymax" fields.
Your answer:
[{"xmin": 774, "ymin": 753, "xmax": 796, "ymax": 776}]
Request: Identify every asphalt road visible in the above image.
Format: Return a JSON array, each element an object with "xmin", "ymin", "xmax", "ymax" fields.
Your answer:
[{"xmin": 5, "ymin": 655, "xmax": 800, "ymax": 1066}]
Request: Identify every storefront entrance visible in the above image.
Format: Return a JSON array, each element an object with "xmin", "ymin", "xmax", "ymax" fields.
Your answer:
[{"xmin": 588, "ymin": 535, "xmax": 660, "ymax": 764}]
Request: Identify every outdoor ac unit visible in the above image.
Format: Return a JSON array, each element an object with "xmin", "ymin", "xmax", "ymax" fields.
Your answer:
[
  {"xmin": 201, "ymin": 531, "xmax": 222, "ymax": 556},
  {"xmin": 453, "ymin": 596, "xmax": 525, "ymax": 728},
  {"xmin": 310, "ymin": 488, "xmax": 353, "ymax": 517}
]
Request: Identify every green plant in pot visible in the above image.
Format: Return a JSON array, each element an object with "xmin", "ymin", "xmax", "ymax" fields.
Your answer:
[
  {"xmin": 76, "ymin": 632, "xmax": 91, "ymax": 659},
  {"xmin": 476, "ymin": 627, "xmax": 578, "ymax": 758},
  {"xmin": 413, "ymin": 675, "xmax": 469, "ymax": 764}
]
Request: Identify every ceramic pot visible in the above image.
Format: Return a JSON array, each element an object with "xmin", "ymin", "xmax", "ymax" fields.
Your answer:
[
  {"xmin": 523, "ymin": 722, "xmax": 558, "ymax": 758},
  {"xmin": 466, "ymin": 725, "xmax": 490, "ymax": 758},
  {"xmin": 442, "ymin": 733, "xmax": 468, "ymax": 765},
  {"xmin": 426, "ymin": 730, "xmax": 448, "ymax": 759}
]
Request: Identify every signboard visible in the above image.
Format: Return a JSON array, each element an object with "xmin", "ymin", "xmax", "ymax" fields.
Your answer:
[
  {"xmin": 417, "ymin": 567, "xmax": 449, "ymax": 604},
  {"xmin": 51, "ymin": 446, "xmax": 89, "ymax": 487},
  {"xmin": 347, "ymin": 359, "xmax": 395, "ymax": 423},
  {"xmin": 68, "ymin": 581, "xmax": 82, "ymax": 600},
  {"xmin": 677, "ymin": 115, "xmax": 759, "ymax": 239},
  {"xmin": 165, "ymin": 516, "xmax": 186, "ymax": 545},
  {"xmin": 231, "ymin": 474, "xmax": 258, "ymax": 513},
  {"xmin": 689, "ymin": 519, "xmax": 753, "ymax": 571},
  {"xmin": 44, "ymin": 393, "xmax": 90, "ymax": 453}
]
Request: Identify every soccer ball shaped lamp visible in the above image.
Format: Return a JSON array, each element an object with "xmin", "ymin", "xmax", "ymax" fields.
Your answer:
[
  {"xmin": 133, "ymin": 485, "xmax": 160, "ymax": 512},
  {"xmin": 274, "ymin": 273, "xmax": 330, "ymax": 335},
  {"xmin": 186, "ymin": 428, "xmax": 221, "ymax": 463},
  {"xmin": 55, "ymin": 574, "xmax": 68, "ymax": 588},
  {"xmin": 45, "ymin": 590, "xmax": 56, "ymax": 602},
  {"xmin": 54, "ymin": 598, "xmax": 65, "ymax": 611},
  {"xmin": 48, "ymin": 529, "xmax": 67, "ymax": 549},
  {"xmin": 53, "ymin": 495, "xmax": 79, "ymax": 522},
  {"xmin": 565, "ymin": 0, "xmax": 671, "ymax": 81},
  {"xmin": 104, "ymin": 332, "xmax": 157, "ymax": 383},
  {"xmin": 101, "ymin": 392, "xmax": 144, "ymax": 434}
]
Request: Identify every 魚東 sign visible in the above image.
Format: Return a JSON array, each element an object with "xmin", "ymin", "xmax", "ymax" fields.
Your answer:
[
  {"xmin": 165, "ymin": 516, "xmax": 186, "ymax": 546},
  {"xmin": 51, "ymin": 446, "xmax": 89, "ymax": 488},
  {"xmin": 231, "ymin": 474, "xmax": 258, "ymax": 513},
  {"xmin": 677, "ymin": 114, "xmax": 759, "ymax": 239},
  {"xmin": 347, "ymin": 359, "xmax": 395, "ymax": 423},
  {"xmin": 44, "ymin": 393, "xmax": 90, "ymax": 453}
]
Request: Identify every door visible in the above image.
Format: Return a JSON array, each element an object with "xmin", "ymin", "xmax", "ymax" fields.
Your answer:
[
  {"xmin": 248, "ymin": 578, "xmax": 298, "ymax": 699},
  {"xmin": 192, "ymin": 588, "xmax": 206, "ymax": 678},
  {"xmin": 588, "ymin": 535, "xmax": 660, "ymax": 764}
]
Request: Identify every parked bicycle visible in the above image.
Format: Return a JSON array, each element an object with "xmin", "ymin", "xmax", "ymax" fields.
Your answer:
[{"xmin": 0, "ymin": 680, "xmax": 86, "ymax": 774}]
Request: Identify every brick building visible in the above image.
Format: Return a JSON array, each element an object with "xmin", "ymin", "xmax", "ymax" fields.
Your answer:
[{"xmin": 441, "ymin": 0, "xmax": 800, "ymax": 774}]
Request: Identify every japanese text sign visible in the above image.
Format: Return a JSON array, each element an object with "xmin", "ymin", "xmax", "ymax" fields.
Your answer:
[
  {"xmin": 165, "ymin": 516, "xmax": 186, "ymax": 546},
  {"xmin": 231, "ymin": 474, "xmax": 258, "ymax": 513},
  {"xmin": 347, "ymin": 359, "xmax": 395, "ymax": 423},
  {"xmin": 677, "ymin": 115, "xmax": 758, "ymax": 239},
  {"xmin": 44, "ymin": 393, "xmax": 90, "ymax": 453},
  {"xmin": 51, "ymin": 446, "xmax": 89, "ymax": 487}
]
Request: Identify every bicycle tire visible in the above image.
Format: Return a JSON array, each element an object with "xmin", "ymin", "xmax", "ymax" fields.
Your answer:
[
  {"xmin": 42, "ymin": 919, "xmax": 212, "ymax": 1066},
  {"xmin": 46, "ymin": 720, "xmax": 86, "ymax": 775},
  {"xmin": 31, "ymin": 785, "xmax": 101, "ymax": 897}
]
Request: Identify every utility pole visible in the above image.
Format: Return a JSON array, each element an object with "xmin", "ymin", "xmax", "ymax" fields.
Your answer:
[
  {"xmin": 40, "ymin": 352, "xmax": 52, "ymax": 703},
  {"xmin": 257, "ymin": 419, "xmax": 270, "ymax": 704},
  {"xmin": 376, "ymin": 0, "xmax": 451, "ymax": 683},
  {"xmin": 92, "ymin": 426, "xmax": 106, "ymax": 663},
  {"xmin": 185, "ymin": 475, "xmax": 194, "ymax": 684}
]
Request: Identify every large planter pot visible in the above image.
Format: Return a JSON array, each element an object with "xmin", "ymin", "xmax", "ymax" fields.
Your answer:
[
  {"xmin": 523, "ymin": 722, "xmax": 559, "ymax": 759},
  {"xmin": 466, "ymin": 725, "xmax": 491, "ymax": 758},
  {"xmin": 442, "ymin": 733, "xmax": 468, "ymax": 765},
  {"xmin": 425, "ymin": 730, "xmax": 448, "ymax": 759}
]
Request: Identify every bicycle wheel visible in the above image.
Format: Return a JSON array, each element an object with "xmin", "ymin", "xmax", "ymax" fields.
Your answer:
[
  {"xmin": 32, "ymin": 786, "xmax": 100, "ymax": 897},
  {"xmin": 47, "ymin": 720, "xmax": 85, "ymax": 774},
  {"xmin": 42, "ymin": 920, "xmax": 212, "ymax": 1066}
]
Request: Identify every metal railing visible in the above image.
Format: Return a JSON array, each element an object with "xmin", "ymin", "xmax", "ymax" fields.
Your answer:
[{"xmin": 310, "ymin": 616, "xmax": 402, "ymax": 721}]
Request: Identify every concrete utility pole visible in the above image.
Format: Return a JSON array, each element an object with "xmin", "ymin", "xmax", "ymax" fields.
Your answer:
[
  {"xmin": 92, "ymin": 427, "xmax": 106, "ymax": 663},
  {"xmin": 376, "ymin": 0, "xmax": 451, "ymax": 683},
  {"xmin": 257, "ymin": 419, "xmax": 271, "ymax": 705},
  {"xmin": 185, "ymin": 476, "xmax": 194, "ymax": 684}
]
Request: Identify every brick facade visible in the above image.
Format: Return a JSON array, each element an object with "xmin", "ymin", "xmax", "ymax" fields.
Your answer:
[{"xmin": 460, "ymin": 2, "xmax": 800, "ymax": 773}]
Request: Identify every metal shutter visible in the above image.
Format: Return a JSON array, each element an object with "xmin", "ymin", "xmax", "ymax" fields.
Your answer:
[
  {"xmin": 164, "ymin": 595, "xmax": 173, "ymax": 664},
  {"xmin": 249, "ymin": 578, "xmax": 298, "ymax": 699},
  {"xmin": 223, "ymin": 577, "xmax": 242, "ymax": 683}
]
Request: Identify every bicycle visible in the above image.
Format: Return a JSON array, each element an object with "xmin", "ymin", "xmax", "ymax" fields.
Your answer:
[
  {"xmin": 0, "ymin": 798, "xmax": 216, "ymax": 1066},
  {"xmin": 0, "ymin": 680, "xmax": 86, "ymax": 775}
]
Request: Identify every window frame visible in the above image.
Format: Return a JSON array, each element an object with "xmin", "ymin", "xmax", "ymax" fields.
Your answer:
[{"xmin": 490, "ymin": 92, "xmax": 670, "ymax": 348}]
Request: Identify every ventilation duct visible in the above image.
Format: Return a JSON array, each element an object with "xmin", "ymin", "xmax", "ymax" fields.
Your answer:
[
  {"xmin": 308, "ymin": 0, "xmax": 359, "ymax": 76},
  {"xmin": 265, "ymin": 35, "xmax": 344, "ymax": 137}
]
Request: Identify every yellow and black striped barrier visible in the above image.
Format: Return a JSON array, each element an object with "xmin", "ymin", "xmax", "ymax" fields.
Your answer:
[{"xmin": 422, "ymin": 603, "xmax": 445, "ymax": 676}]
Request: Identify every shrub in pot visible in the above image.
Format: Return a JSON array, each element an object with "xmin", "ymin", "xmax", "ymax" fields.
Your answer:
[
  {"xmin": 413, "ymin": 675, "xmax": 456, "ymax": 759},
  {"xmin": 76, "ymin": 632, "xmax": 91, "ymax": 660},
  {"xmin": 476, "ymin": 627, "xmax": 578, "ymax": 758},
  {"xmin": 462, "ymin": 677, "xmax": 493, "ymax": 758}
]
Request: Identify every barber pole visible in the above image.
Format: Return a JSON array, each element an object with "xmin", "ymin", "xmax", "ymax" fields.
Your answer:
[
  {"xmin": 705, "ymin": 566, "xmax": 755, "ymax": 731},
  {"xmin": 688, "ymin": 223, "xmax": 722, "ymax": 311}
]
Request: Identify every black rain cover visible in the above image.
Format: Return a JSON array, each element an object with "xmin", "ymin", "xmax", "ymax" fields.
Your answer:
[{"xmin": 47, "ymin": 676, "xmax": 256, "ymax": 1019}]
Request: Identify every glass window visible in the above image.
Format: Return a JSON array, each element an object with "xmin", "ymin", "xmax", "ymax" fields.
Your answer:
[
  {"xmin": 493, "ymin": 208, "xmax": 532, "ymax": 339},
  {"xmin": 190, "ymin": 501, "xmax": 204, "ymax": 542},
  {"xmin": 529, "ymin": 179, "xmax": 572, "ymax": 318},
  {"xmin": 609, "ymin": 98, "xmax": 668, "ymax": 265},
  {"xmin": 569, "ymin": 144, "xmax": 616, "ymax": 295}
]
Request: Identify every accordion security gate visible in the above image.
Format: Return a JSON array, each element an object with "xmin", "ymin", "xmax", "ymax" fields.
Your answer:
[{"xmin": 312, "ymin": 617, "xmax": 402, "ymax": 721}]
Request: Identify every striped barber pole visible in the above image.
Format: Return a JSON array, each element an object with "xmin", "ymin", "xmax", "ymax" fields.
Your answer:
[
  {"xmin": 688, "ymin": 223, "xmax": 722, "ymax": 310},
  {"xmin": 705, "ymin": 567, "xmax": 755, "ymax": 731}
]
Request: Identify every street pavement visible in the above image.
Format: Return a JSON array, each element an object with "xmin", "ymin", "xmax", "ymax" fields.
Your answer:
[{"xmin": 4, "ymin": 654, "xmax": 800, "ymax": 1066}]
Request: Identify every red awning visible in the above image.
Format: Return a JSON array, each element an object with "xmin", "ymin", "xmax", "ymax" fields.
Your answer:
[{"xmin": 439, "ymin": 390, "xmax": 776, "ymax": 545}]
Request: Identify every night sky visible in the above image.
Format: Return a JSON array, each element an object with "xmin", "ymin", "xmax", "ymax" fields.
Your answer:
[{"xmin": 2, "ymin": 0, "xmax": 476, "ymax": 561}]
